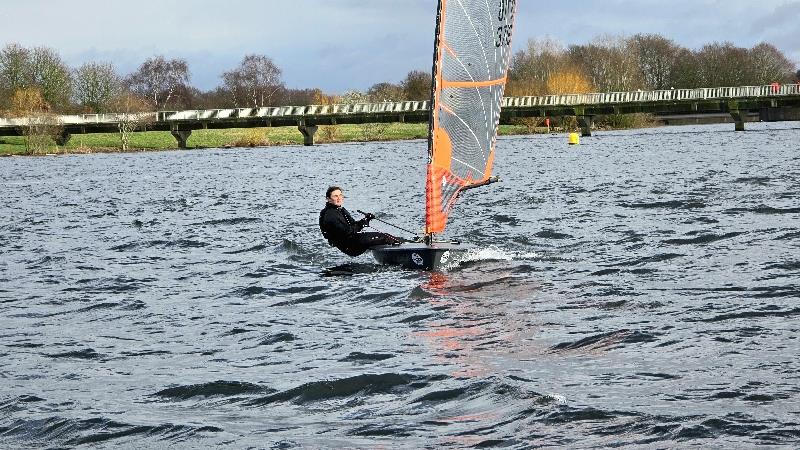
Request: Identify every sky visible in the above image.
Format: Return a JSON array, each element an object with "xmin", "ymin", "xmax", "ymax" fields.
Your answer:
[{"xmin": 1, "ymin": 0, "xmax": 798, "ymax": 94}]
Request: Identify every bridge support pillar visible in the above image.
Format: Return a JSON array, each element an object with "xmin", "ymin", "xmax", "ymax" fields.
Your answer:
[
  {"xmin": 730, "ymin": 110, "xmax": 746, "ymax": 132},
  {"xmin": 55, "ymin": 131, "xmax": 71, "ymax": 146},
  {"xmin": 171, "ymin": 130, "xmax": 192, "ymax": 149},
  {"xmin": 577, "ymin": 116, "xmax": 593, "ymax": 137},
  {"xmin": 298, "ymin": 125, "xmax": 318, "ymax": 146}
]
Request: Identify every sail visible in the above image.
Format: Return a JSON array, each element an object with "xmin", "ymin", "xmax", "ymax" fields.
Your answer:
[{"xmin": 425, "ymin": 0, "xmax": 517, "ymax": 234}]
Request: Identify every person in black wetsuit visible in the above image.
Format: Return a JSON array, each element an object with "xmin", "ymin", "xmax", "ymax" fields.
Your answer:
[{"xmin": 319, "ymin": 186, "xmax": 399, "ymax": 257}]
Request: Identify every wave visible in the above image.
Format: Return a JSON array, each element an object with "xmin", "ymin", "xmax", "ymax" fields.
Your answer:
[
  {"xmin": 109, "ymin": 239, "xmax": 208, "ymax": 251},
  {"xmin": 698, "ymin": 306, "xmax": 800, "ymax": 322},
  {"xmin": 619, "ymin": 200, "xmax": 706, "ymax": 209},
  {"xmin": 663, "ymin": 232, "xmax": 744, "ymax": 245},
  {"xmin": 154, "ymin": 380, "xmax": 271, "ymax": 400},
  {"xmin": 615, "ymin": 253, "xmax": 685, "ymax": 267},
  {"xmin": 339, "ymin": 352, "xmax": 395, "ymax": 362},
  {"xmin": 724, "ymin": 205, "xmax": 800, "ymax": 215},
  {"xmin": 535, "ymin": 229, "xmax": 573, "ymax": 240},
  {"xmin": 0, "ymin": 416, "xmax": 222, "ymax": 447},
  {"xmin": 733, "ymin": 176, "xmax": 772, "ymax": 185},
  {"xmin": 45, "ymin": 348, "xmax": 102, "ymax": 360},
  {"xmin": 549, "ymin": 330, "xmax": 656, "ymax": 353},
  {"xmin": 258, "ymin": 332, "xmax": 297, "ymax": 345},
  {"xmin": 764, "ymin": 261, "xmax": 800, "ymax": 271},
  {"xmin": 245, "ymin": 373, "xmax": 416, "ymax": 406},
  {"xmin": 193, "ymin": 217, "xmax": 263, "ymax": 226},
  {"xmin": 223, "ymin": 243, "xmax": 267, "ymax": 254}
]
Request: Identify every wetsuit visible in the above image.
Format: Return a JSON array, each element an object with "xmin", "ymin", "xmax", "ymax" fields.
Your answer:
[{"xmin": 319, "ymin": 203, "xmax": 396, "ymax": 257}]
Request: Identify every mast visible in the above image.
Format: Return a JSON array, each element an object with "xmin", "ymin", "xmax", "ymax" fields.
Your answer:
[{"xmin": 425, "ymin": 0, "xmax": 445, "ymax": 245}]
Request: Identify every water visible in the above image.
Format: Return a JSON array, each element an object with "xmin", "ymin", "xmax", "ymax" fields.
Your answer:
[{"xmin": 1, "ymin": 122, "xmax": 799, "ymax": 448}]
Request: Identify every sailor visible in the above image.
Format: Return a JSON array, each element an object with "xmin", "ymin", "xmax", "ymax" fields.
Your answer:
[{"xmin": 319, "ymin": 186, "xmax": 399, "ymax": 257}]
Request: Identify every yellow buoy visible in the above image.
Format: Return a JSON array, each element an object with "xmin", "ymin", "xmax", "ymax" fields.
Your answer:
[{"xmin": 568, "ymin": 132, "xmax": 580, "ymax": 145}]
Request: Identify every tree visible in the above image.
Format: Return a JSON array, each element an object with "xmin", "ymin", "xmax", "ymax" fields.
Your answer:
[
  {"xmin": 127, "ymin": 56, "xmax": 190, "ymax": 110},
  {"xmin": 73, "ymin": 62, "xmax": 120, "ymax": 113},
  {"xmin": 339, "ymin": 89, "xmax": 369, "ymax": 104},
  {"xmin": 190, "ymin": 86, "xmax": 233, "ymax": 109},
  {"xmin": 29, "ymin": 46, "xmax": 72, "ymax": 111},
  {"xmin": 0, "ymin": 43, "xmax": 32, "ymax": 106},
  {"xmin": 221, "ymin": 54, "xmax": 282, "ymax": 108},
  {"xmin": 110, "ymin": 92, "xmax": 154, "ymax": 151},
  {"xmin": 546, "ymin": 70, "xmax": 592, "ymax": 94},
  {"xmin": 668, "ymin": 48, "xmax": 702, "ymax": 88},
  {"xmin": 367, "ymin": 82, "xmax": 403, "ymax": 102},
  {"xmin": 8, "ymin": 86, "xmax": 48, "ymax": 117},
  {"xmin": 8, "ymin": 87, "xmax": 62, "ymax": 154},
  {"xmin": 747, "ymin": 43, "xmax": 795, "ymax": 84},
  {"xmin": 401, "ymin": 70, "xmax": 431, "ymax": 101},
  {"xmin": 276, "ymin": 87, "xmax": 334, "ymax": 106},
  {"xmin": 695, "ymin": 42, "xmax": 749, "ymax": 87},
  {"xmin": 630, "ymin": 34, "xmax": 681, "ymax": 90},
  {"xmin": 568, "ymin": 35, "xmax": 643, "ymax": 92},
  {"xmin": 508, "ymin": 37, "xmax": 569, "ymax": 96}
]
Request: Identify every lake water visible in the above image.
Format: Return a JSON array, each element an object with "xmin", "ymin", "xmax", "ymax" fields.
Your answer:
[{"xmin": 1, "ymin": 122, "xmax": 799, "ymax": 448}]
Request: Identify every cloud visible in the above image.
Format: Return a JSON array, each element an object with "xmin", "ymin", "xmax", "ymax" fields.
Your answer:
[{"xmin": 1, "ymin": 0, "xmax": 797, "ymax": 92}]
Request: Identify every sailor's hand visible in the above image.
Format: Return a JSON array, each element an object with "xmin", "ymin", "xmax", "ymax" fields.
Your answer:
[{"xmin": 364, "ymin": 212, "xmax": 376, "ymax": 222}]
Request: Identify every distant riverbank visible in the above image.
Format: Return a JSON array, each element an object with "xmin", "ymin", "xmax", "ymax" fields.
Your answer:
[{"xmin": 0, "ymin": 121, "xmax": 653, "ymax": 156}]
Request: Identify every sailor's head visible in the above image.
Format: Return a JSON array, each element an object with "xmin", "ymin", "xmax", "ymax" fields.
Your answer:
[{"xmin": 326, "ymin": 185, "xmax": 344, "ymax": 207}]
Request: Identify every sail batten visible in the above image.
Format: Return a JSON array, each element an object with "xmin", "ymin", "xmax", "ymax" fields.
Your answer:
[{"xmin": 425, "ymin": 0, "xmax": 516, "ymax": 235}]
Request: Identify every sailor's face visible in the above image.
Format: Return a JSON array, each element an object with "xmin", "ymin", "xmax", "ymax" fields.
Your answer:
[{"xmin": 327, "ymin": 189, "xmax": 344, "ymax": 207}]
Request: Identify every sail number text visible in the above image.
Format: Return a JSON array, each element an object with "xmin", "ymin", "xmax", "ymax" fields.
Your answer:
[{"xmin": 495, "ymin": 0, "xmax": 515, "ymax": 47}]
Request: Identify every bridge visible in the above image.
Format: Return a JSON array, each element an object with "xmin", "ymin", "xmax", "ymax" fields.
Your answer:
[{"xmin": 1, "ymin": 84, "xmax": 798, "ymax": 148}]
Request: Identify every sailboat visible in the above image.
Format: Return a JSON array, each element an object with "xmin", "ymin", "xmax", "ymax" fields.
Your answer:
[{"xmin": 371, "ymin": 0, "xmax": 517, "ymax": 270}]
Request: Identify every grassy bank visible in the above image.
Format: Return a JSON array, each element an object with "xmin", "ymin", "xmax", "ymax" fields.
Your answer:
[
  {"xmin": 0, "ymin": 119, "xmax": 645, "ymax": 156},
  {"xmin": 0, "ymin": 123, "xmax": 433, "ymax": 156}
]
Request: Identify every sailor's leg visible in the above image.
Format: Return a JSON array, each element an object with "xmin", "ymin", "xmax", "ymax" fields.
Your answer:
[{"xmin": 355, "ymin": 232, "xmax": 400, "ymax": 247}]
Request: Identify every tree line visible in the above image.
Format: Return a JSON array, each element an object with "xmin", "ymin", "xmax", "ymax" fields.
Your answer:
[
  {"xmin": 507, "ymin": 34, "xmax": 798, "ymax": 96},
  {"xmin": 1, "ymin": 33, "xmax": 798, "ymax": 117}
]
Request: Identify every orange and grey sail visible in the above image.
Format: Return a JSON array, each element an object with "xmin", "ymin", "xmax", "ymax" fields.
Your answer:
[{"xmin": 425, "ymin": 0, "xmax": 517, "ymax": 235}]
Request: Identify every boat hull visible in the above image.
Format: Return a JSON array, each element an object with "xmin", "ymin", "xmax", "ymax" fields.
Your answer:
[{"xmin": 370, "ymin": 242, "xmax": 466, "ymax": 270}]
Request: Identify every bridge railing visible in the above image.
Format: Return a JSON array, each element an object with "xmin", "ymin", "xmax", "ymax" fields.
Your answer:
[
  {"xmin": 0, "ymin": 112, "xmax": 158, "ymax": 127},
  {"xmin": 1, "ymin": 84, "xmax": 798, "ymax": 127},
  {"xmin": 156, "ymin": 100, "xmax": 431, "ymax": 122},
  {"xmin": 502, "ymin": 84, "xmax": 800, "ymax": 108}
]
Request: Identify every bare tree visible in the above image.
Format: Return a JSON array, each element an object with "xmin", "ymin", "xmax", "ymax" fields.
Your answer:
[
  {"xmin": 127, "ymin": 56, "xmax": 190, "ymax": 110},
  {"xmin": 188, "ymin": 86, "xmax": 233, "ymax": 109},
  {"xmin": 0, "ymin": 43, "xmax": 32, "ymax": 106},
  {"xmin": 508, "ymin": 37, "xmax": 570, "ymax": 95},
  {"xmin": 747, "ymin": 43, "xmax": 795, "ymax": 84},
  {"xmin": 569, "ymin": 35, "xmax": 643, "ymax": 92},
  {"xmin": 8, "ymin": 86, "xmax": 62, "ymax": 154},
  {"xmin": 669, "ymin": 48, "xmax": 702, "ymax": 88},
  {"xmin": 401, "ymin": 70, "xmax": 431, "ymax": 101},
  {"xmin": 28, "ymin": 46, "xmax": 72, "ymax": 111},
  {"xmin": 275, "ymin": 87, "xmax": 335, "ymax": 106},
  {"xmin": 110, "ymin": 92, "xmax": 155, "ymax": 151},
  {"xmin": 695, "ymin": 42, "xmax": 750, "ymax": 87},
  {"xmin": 630, "ymin": 34, "xmax": 680, "ymax": 90},
  {"xmin": 73, "ymin": 62, "xmax": 120, "ymax": 113},
  {"xmin": 367, "ymin": 82, "xmax": 404, "ymax": 102},
  {"xmin": 221, "ymin": 54, "xmax": 282, "ymax": 107},
  {"xmin": 339, "ymin": 89, "xmax": 369, "ymax": 104}
]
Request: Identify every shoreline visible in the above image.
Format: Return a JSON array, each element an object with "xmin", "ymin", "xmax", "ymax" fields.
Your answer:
[{"xmin": 4, "ymin": 116, "xmax": 763, "ymax": 157}]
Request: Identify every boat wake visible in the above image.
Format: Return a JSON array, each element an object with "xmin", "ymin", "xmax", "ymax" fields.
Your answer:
[{"xmin": 441, "ymin": 246, "xmax": 539, "ymax": 270}]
